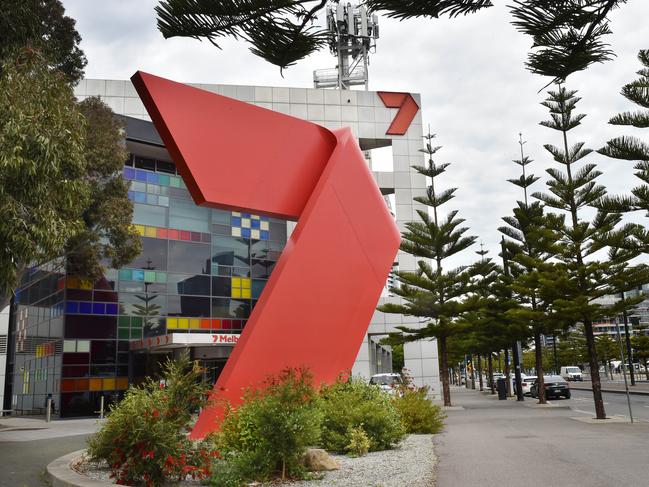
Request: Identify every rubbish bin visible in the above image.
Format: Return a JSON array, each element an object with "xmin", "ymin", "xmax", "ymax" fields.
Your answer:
[{"xmin": 496, "ymin": 378, "xmax": 507, "ymax": 400}]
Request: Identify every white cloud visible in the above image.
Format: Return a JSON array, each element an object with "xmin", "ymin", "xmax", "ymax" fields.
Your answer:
[{"xmin": 62, "ymin": 0, "xmax": 649, "ymax": 265}]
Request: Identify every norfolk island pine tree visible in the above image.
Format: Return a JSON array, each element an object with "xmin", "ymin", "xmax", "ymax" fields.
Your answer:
[
  {"xmin": 378, "ymin": 131, "xmax": 477, "ymax": 407},
  {"xmin": 531, "ymin": 86, "xmax": 649, "ymax": 418}
]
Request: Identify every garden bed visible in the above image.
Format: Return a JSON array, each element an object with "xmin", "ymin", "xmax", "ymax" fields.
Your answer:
[{"xmin": 73, "ymin": 434, "xmax": 435, "ymax": 487}]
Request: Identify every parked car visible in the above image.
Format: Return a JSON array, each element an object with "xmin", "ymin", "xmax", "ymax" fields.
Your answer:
[
  {"xmin": 560, "ymin": 366, "xmax": 583, "ymax": 381},
  {"xmin": 530, "ymin": 375, "xmax": 571, "ymax": 399},
  {"xmin": 369, "ymin": 373, "xmax": 403, "ymax": 395},
  {"xmin": 520, "ymin": 376, "xmax": 537, "ymax": 396}
]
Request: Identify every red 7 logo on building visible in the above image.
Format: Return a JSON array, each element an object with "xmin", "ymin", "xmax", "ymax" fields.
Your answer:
[
  {"xmin": 131, "ymin": 72, "xmax": 400, "ymax": 439},
  {"xmin": 377, "ymin": 92, "xmax": 420, "ymax": 136}
]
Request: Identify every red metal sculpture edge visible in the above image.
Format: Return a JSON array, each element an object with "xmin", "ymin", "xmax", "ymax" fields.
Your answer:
[{"xmin": 131, "ymin": 72, "xmax": 400, "ymax": 439}]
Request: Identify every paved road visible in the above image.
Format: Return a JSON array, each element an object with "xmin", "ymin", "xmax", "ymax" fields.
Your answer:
[
  {"xmin": 436, "ymin": 387, "xmax": 649, "ymax": 487},
  {"xmin": 0, "ymin": 434, "xmax": 89, "ymax": 487},
  {"xmin": 569, "ymin": 389, "xmax": 649, "ymax": 422}
]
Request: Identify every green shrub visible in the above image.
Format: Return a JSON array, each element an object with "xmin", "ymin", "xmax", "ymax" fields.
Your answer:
[
  {"xmin": 211, "ymin": 368, "xmax": 323, "ymax": 484},
  {"xmin": 395, "ymin": 386, "xmax": 445, "ymax": 434},
  {"xmin": 87, "ymin": 354, "xmax": 214, "ymax": 486},
  {"xmin": 346, "ymin": 426, "xmax": 370, "ymax": 456},
  {"xmin": 319, "ymin": 377, "xmax": 405, "ymax": 453}
]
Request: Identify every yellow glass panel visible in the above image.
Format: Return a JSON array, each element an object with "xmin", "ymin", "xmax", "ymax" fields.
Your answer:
[
  {"xmin": 251, "ymin": 214, "xmax": 260, "ymax": 220},
  {"xmin": 116, "ymin": 377, "xmax": 129, "ymax": 390},
  {"xmin": 241, "ymin": 218, "xmax": 251, "ymax": 229},
  {"xmin": 167, "ymin": 318, "xmax": 178, "ymax": 329},
  {"xmin": 232, "ymin": 288, "xmax": 242, "ymax": 298},
  {"xmin": 134, "ymin": 224, "xmax": 145, "ymax": 236},
  {"xmin": 190, "ymin": 318, "xmax": 200, "ymax": 329},
  {"xmin": 102, "ymin": 378, "xmax": 116, "ymax": 390},
  {"xmin": 232, "ymin": 277, "xmax": 241, "ymax": 288},
  {"xmin": 89, "ymin": 378, "xmax": 102, "ymax": 391},
  {"xmin": 67, "ymin": 277, "xmax": 80, "ymax": 289},
  {"xmin": 242, "ymin": 278, "xmax": 251, "ymax": 289},
  {"xmin": 231, "ymin": 227, "xmax": 242, "ymax": 237},
  {"xmin": 232, "ymin": 211, "xmax": 241, "ymax": 217},
  {"xmin": 260, "ymin": 221, "xmax": 269, "ymax": 231},
  {"xmin": 145, "ymin": 226, "xmax": 157, "ymax": 238},
  {"xmin": 178, "ymin": 318, "xmax": 189, "ymax": 329},
  {"xmin": 241, "ymin": 288, "xmax": 251, "ymax": 299},
  {"xmin": 251, "ymin": 229, "xmax": 260, "ymax": 240},
  {"xmin": 80, "ymin": 279, "xmax": 93, "ymax": 290}
]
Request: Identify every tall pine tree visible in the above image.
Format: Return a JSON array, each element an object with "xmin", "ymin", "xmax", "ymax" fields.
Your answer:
[
  {"xmin": 379, "ymin": 132, "xmax": 477, "ymax": 407},
  {"xmin": 533, "ymin": 86, "xmax": 649, "ymax": 418},
  {"xmin": 499, "ymin": 134, "xmax": 557, "ymax": 403}
]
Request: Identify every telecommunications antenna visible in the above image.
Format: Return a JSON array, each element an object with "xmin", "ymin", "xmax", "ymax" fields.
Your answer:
[{"xmin": 313, "ymin": 2, "xmax": 379, "ymax": 90}]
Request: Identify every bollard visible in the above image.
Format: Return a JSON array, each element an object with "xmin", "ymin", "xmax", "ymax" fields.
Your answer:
[
  {"xmin": 99, "ymin": 395, "xmax": 105, "ymax": 419},
  {"xmin": 46, "ymin": 398, "xmax": 52, "ymax": 423}
]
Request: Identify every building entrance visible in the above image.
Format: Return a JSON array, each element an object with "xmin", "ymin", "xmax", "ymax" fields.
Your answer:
[{"xmin": 201, "ymin": 358, "xmax": 227, "ymax": 385}]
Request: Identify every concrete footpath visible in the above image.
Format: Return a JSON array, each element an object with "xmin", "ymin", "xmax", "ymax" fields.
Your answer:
[
  {"xmin": 435, "ymin": 387, "xmax": 649, "ymax": 487},
  {"xmin": 0, "ymin": 416, "xmax": 102, "ymax": 442},
  {"xmin": 0, "ymin": 417, "xmax": 102, "ymax": 486}
]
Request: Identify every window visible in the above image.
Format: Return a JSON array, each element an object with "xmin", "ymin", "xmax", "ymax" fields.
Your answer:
[
  {"xmin": 252, "ymin": 260, "xmax": 276, "ymax": 279},
  {"xmin": 167, "ymin": 295, "xmax": 211, "ymax": 317},
  {"xmin": 167, "ymin": 274, "xmax": 211, "ymax": 296},
  {"xmin": 128, "ymin": 238, "xmax": 168, "ymax": 271},
  {"xmin": 212, "ymin": 298, "xmax": 250, "ymax": 319},
  {"xmin": 133, "ymin": 203, "xmax": 167, "ymax": 227},
  {"xmin": 168, "ymin": 241, "xmax": 211, "ymax": 275},
  {"xmin": 211, "ymin": 236, "xmax": 249, "ymax": 267},
  {"xmin": 211, "ymin": 276, "xmax": 231, "ymax": 297},
  {"xmin": 169, "ymin": 198, "xmax": 210, "ymax": 233}
]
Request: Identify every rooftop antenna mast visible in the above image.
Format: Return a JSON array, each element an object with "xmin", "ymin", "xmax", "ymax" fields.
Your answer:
[{"xmin": 314, "ymin": 2, "xmax": 379, "ymax": 90}]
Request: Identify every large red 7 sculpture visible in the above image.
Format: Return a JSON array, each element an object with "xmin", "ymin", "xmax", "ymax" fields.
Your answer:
[{"xmin": 131, "ymin": 72, "xmax": 400, "ymax": 439}]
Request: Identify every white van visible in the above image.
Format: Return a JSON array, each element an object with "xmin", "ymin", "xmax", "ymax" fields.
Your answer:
[{"xmin": 560, "ymin": 366, "xmax": 583, "ymax": 381}]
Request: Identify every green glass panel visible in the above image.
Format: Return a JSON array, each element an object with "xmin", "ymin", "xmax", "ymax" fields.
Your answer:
[
  {"xmin": 158, "ymin": 174, "xmax": 170, "ymax": 186},
  {"xmin": 131, "ymin": 328, "xmax": 142, "ymax": 339},
  {"xmin": 131, "ymin": 316, "xmax": 142, "ymax": 327},
  {"xmin": 155, "ymin": 272, "xmax": 167, "ymax": 283},
  {"xmin": 118, "ymin": 316, "xmax": 130, "ymax": 327},
  {"xmin": 170, "ymin": 176, "xmax": 181, "ymax": 188},
  {"xmin": 118, "ymin": 269, "xmax": 132, "ymax": 281},
  {"xmin": 144, "ymin": 271, "xmax": 156, "ymax": 283},
  {"xmin": 118, "ymin": 328, "xmax": 130, "ymax": 339}
]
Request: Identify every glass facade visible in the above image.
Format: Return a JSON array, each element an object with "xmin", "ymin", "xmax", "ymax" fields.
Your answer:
[{"xmin": 8, "ymin": 153, "xmax": 287, "ymax": 417}]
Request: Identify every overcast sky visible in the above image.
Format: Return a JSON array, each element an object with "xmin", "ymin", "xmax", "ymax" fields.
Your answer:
[{"xmin": 62, "ymin": 0, "xmax": 649, "ymax": 266}]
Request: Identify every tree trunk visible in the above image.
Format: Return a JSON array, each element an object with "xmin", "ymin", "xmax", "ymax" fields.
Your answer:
[
  {"xmin": 478, "ymin": 355, "xmax": 484, "ymax": 391},
  {"xmin": 470, "ymin": 354, "xmax": 476, "ymax": 390},
  {"xmin": 439, "ymin": 336, "xmax": 451, "ymax": 407},
  {"xmin": 534, "ymin": 331, "xmax": 546, "ymax": 404},
  {"xmin": 504, "ymin": 348, "xmax": 512, "ymax": 397},
  {"xmin": 488, "ymin": 354, "xmax": 495, "ymax": 394},
  {"xmin": 512, "ymin": 341, "xmax": 524, "ymax": 401},
  {"xmin": 584, "ymin": 319, "xmax": 607, "ymax": 419}
]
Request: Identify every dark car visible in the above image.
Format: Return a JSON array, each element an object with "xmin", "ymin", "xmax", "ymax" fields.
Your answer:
[{"xmin": 530, "ymin": 375, "xmax": 571, "ymax": 399}]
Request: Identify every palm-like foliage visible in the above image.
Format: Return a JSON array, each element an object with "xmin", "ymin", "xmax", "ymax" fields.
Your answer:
[
  {"xmin": 378, "ymin": 132, "xmax": 476, "ymax": 407},
  {"xmin": 598, "ymin": 50, "xmax": 649, "ymax": 216},
  {"xmin": 533, "ymin": 86, "xmax": 649, "ymax": 419},
  {"xmin": 509, "ymin": 0, "xmax": 626, "ymax": 83}
]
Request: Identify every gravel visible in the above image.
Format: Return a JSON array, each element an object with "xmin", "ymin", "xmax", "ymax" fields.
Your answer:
[
  {"xmin": 287, "ymin": 434, "xmax": 436, "ymax": 487},
  {"xmin": 77, "ymin": 434, "xmax": 436, "ymax": 487}
]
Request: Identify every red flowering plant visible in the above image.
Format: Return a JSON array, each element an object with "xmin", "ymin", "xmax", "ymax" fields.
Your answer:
[{"xmin": 87, "ymin": 353, "xmax": 215, "ymax": 486}]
